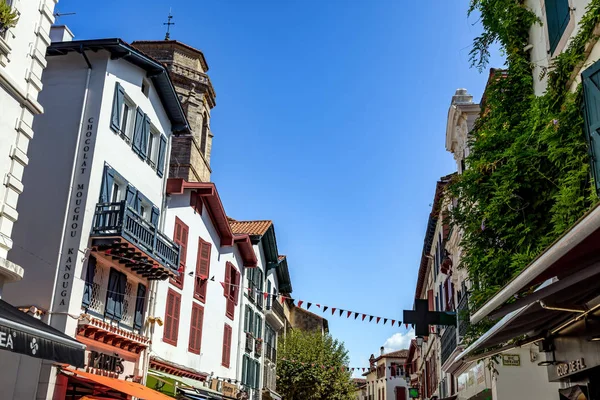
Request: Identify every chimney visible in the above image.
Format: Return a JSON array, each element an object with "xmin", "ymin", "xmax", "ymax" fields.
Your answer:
[
  {"xmin": 50, "ymin": 25, "xmax": 74, "ymax": 43},
  {"xmin": 451, "ymin": 88, "xmax": 473, "ymax": 105},
  {"xmin": 380, "ymin": 346, "xmax": 384, "ymax": 356}
]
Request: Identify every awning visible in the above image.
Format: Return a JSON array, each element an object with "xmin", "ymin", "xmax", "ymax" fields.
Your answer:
[
  {"xmin": 468, "ymin": 389, "xmax": 493, "ymax": 400},
  {"xmin": 559, "ymin": 385, "xmax": 589, "ymax": 400},
  {"xmin": 0, "ymin": 299, "xmax": 85, "ymax": 367},
  {"xmin": 147, "ymin": 370, "xmax": 223, "ymax": 399},
  {"xmin": 62, "ymin": 368, "xmax": 173, "ymax": 400},
  {"xmin": 438, "ymin": 396, "xmax": 458, "ymax": 400}
]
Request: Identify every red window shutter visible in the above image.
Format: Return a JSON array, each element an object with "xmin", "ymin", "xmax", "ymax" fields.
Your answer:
[
  {"xmin": 164, "ymin": 289, "xmax": 181, "ymax": 345},
  {"xmin": 428, "ymin": 289, "xmax": 434, "ymax": 311},
  {"xmin": 222, "ymin": 324, "xmax": 232, "ymax": 367},
  {"xmin": 189, "ymin": 305, "xmax": 198, "ymax": 352},
  {"xmin": 224, "ymin": 261, "xmax": 231, "ymax": 297},
  {"xmin": 195, "ymin": 239, "xmax": 211, "ymax": 301},
  {"xmin": 172, "ymin": 218, "xmax": 189, "ymax": 288},
  {"xmin": 173, "ymin": 292, "xmax": 181, "ymax": 345},
  {"xmin": 226, "ymin": 298, "xmax": 235, "ymax": 320},
  {"xmin": 232, "ymin": 266, "xmax": 240, "ymax": 305}
]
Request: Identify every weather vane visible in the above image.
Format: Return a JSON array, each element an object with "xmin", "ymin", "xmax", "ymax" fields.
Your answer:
[{"xmin": 164, "ymin": 9, "xmax": 174, "ymax": 40}]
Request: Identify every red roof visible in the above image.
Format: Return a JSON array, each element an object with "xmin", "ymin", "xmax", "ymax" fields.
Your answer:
[{"xmin": 229, "ymin": 220, "xmax": 273, "ymax": 236}]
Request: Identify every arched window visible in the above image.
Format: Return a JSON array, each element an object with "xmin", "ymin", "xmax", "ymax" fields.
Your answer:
[{"xmin": 200, "ymin": 112, "xmax": 208, "ymax": 156}]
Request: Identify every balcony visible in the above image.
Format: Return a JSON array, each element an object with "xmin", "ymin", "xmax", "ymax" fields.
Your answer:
[
  {"xmin": 265, "ymin": 298, "xmax": 285, "ymax": 330},
  {"xmin": 457, "ymin": 294, "xmax": 470, "ymax": 340},
  {"xmin": 245, "ymin": 332, "xmax": 254, "ymax": 354},
  {"xmin": 265, "ymin": 343, "xmax": 277, "ymax": 362},
  {"xmin": 90, "ymin": 201, "xmax": 180, "ymax": 280},
  {"xmin": 440, "ymin": 324, "xmax": 457, "ymax": 366}
]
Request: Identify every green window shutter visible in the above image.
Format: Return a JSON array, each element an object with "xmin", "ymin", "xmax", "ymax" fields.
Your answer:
[
  {"xmin": 254, "ymin": 360, "xmax": 260, "ymax": 389},
  {"xmin": 157, "ymin": 135, "xmax": 167, "ymax": 177},
  {"xmin": 582, "ymin": 61, "xmax": 600, "ymax": 195},
  {"xmin": 139, "ymin": 114, "xmax": 151, "ymax": 160},
  {"xmin": 545, "ymin": 0, "xmax": 570, "ymax": 54},
  {"xmin": 110, "ymin": 82, "xmax": 124, "ymax": 133},
  {"xmin": 255, "ymin": 315, "xmax": 262, "ymax": 339},
  {"xmin": 132, "ymin": 107, "xmax": 145, "ymax": 155},
  {"xmin": 242, "ymin": 355, "xmax": 248, "ymax": 385}
]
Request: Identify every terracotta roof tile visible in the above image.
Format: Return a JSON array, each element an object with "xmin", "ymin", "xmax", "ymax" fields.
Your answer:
[{"xmin": 229, "ymin": 220, "xmax": 272, "ymax": 236}]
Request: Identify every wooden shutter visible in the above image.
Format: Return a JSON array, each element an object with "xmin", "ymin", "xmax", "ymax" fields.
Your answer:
[
  {"xmin": 222, "ymin": 324, "xmax": 232, "ymax": 367},
  {"xmin": 150, "ymin": 206, "xmax": 160, "ymax": 227},
  {"xmin": 157, "ymin": 135, "xmax": 167, "ymax": 177},
  {"xmin": 232, "ymin": 265, "xmax": 240, "ymax": 305},
  {"xmin": 172, "ymin": 218, "xmax": 188, "ymax": 288},
  {"xmin": 546, "ymin": 0, "xmax": 571, "ymax": 54},
  {"xmin": 110, "ymin": 82, "xmax": 124, "ymax": 133},
  {"xmin": 583, "ymin": 61, "xmax": 600, "ymax": 196},
  {"xmin": 395, "ymin": 387, "xmax": 406, "ymax": 400},
  {"xmin": 195, "ymin": 238, "xmax": 211, "ymax": 301},
  {"xmin": 133, "ymin": 283, "xmax": 147, "ymax": 332},
  {"xmin": 138, "ymin": 114, "xmax": 150, "ymax": 159},
  {"xmin": 224, "ymin": 261, "xmax": 231, "ymax": 297},
  {"xmin": 125, "ymin": 184, "xmax": 137, "ymax": 209},
  {"xmin": 132, "ymin": 107, "xmax": 145, "ymax": 155},
  {"xmin": 164, "ymin": 289, "xmax": 181, "ymax": 345},
  {"xmin": 99, "ymin": 166, "xmax": 115, "ymax": 203},
  {"xmin": 82, "ymin": 256, "xmax": 96, "ymax": 308},
  {"xmin": 105, "ymin": 269, "xmax": 125, "ymax": 320},
  {"xmin": 242, "ymin": 355, "xmax": 248, "ymax": 385},
  {"xmin": 428, "ymin": 289, "xmax": 434, "ymax": 311},
  {"xmin": 189, "ymin": 303, "xmax": 204, "ymax": 354}
]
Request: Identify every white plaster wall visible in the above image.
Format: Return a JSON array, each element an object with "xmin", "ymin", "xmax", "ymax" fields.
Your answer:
[
  {"xmin": 152, "ymin": 191, "xmax": 243, "ymax": 380},
  {"xmin": 384, "ymin": 358, "xmax": 408, "ymax": 400},
  {"xmin": 0, "ymin": 0, "xmax": 56, "ymax": 265}
]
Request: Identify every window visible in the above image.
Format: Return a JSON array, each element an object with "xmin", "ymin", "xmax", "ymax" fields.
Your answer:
[
  {"xmin": 224, "ymin": 262, "xmax": 240, "ymax": 320},
  {"xmin": 545, "ymin": 0, "xmax": 571, "ymax": 54},
  {"xmin": 200, "ymin": 112, "xmax": 208, "ymax": 155},
  {"xmin": 222, "ymin": 324, "xmax": 233, "ymax": 367},
  {"xmin": 254, "ymin": 314, "xmax": 262, "ymax": 340},
  {"xmin": 188, "ymin": 303, "xmax": 204, "ymax": 354},
  {"xmin": 195, "ymin": 238, "xmax": 211, "ymax": 302},
  {"xmin": 164, "ymin": 289, "xmax": 181, "ymax": 345},
  {"xmin": 133, "ymin": 283, "xmax": 147, "ymax": 333},
  {"xmin": 244, "ymin": 305, "xmax": 254, "ymax": 334},
  {"xmin": 120, "ymin": 98, "xmax": 135, "ymax": 142},
  {"xmin": 147, "ymin": 128, "xmax": 161, "ymax": 168},
  {"xmin": 105, "ymin": 268, "xmax": 126, "ymax": 321},
  {"xmin": 171, "ymin": 217, "xmax": 189, "ymax": 289}
]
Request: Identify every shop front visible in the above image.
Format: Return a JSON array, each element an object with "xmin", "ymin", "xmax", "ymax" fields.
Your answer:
[{"xmin": 456, "ymin": 204, "xmax": 600, "ymax": 400}]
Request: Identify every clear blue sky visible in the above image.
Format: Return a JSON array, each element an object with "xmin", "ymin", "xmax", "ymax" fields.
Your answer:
[{"xmin": 57, "ymin": 0, "xmax": 503, "ymax": 375}]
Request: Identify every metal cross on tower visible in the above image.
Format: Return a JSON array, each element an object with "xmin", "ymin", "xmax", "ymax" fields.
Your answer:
[{"xmin": 164, "ymin": 10, "xmax": 175, "ymax": 40}]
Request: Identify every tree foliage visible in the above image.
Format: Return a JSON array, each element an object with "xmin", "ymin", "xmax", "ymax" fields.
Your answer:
[
  {"xmin": 449, "ymin": 0, "xmax": 600, "ymax": 339},
  {"xmin": 276, "ymin": 330, "xmax": 355, "ymax": 400}
]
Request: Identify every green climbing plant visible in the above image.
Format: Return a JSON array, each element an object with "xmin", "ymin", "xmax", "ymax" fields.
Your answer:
[
  {"xmin": 0, "ymin": 0, "xmax": 18, "ymax": 33},
  {"xmin": 449, "ymin": 0, "xmax": 600, "ymax": 341}
]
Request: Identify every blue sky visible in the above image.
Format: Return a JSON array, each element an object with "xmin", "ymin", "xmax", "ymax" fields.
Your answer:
[{"xmin": 57, "ymin": 0, "xmax": 503, "ymax": 375}]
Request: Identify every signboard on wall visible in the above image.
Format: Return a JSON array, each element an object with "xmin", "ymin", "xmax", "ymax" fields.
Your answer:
[{"xmin": 502, "ymin": 354, "xmax": 521, "ymax": 367}]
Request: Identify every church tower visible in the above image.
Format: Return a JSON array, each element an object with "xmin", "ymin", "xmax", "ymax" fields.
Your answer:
[{"xmin": 132, "ymin": 40, "xmax": 216, "ymax": 182}]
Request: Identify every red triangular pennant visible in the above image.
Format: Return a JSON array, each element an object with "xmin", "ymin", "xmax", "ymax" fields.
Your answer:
[
  {"xmin": 332, "ymin": 307, "xmax": 336, "ymax": 315},
  {"xmin": 316, "ymin": 304, "xmax": 321, "ymax": 308},
  {"xmin": 362, "ymin": 314, "xmax": 366, "ymax": 321},
  {"xmin": 347, "ymin": 311, "xmax": 352, "ymax": 318},
  {"xmin": 298, "ymin": 300, "xmax": 304, "ymax": 308},
  {"xmin": 406, "ymin": 323, "xmax": 409, "ymax": 329},
  {"xmin": 263, "ymin": 292, "xmax": 269, "ymax": 300},
  {"xmin": 392, "ymin": 319, "xmax": 395, "ymax": 326},
  {"xmin": 220, "ymin": 282, "xmax": 225, "ymax": 289},
  {"xmin": 377, "ymin": 317, "xmax": 381, "ymax": 324},
  {"xmin": 280, "ymin": 295, "xmax": 285, "ymax": 304}
]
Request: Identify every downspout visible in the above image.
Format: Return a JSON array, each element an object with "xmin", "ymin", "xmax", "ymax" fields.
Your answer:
[
  {"xmin": 47, "ymin": 46, "xmax": 92, "ymax": 326},
  {"xmin": 142, "ymin": 130, "xmax": 173, "ymax": 384},
  {"xmin": 236, "ymin": 265, "xmax": 246, "ymax": 392}
]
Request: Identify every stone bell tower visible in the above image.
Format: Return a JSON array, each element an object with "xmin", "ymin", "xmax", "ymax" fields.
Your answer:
[{"xmin": 132, "ymin": 40, "xmax": 216, "ymax": 182}]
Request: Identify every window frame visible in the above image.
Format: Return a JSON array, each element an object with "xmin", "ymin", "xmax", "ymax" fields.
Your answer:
[{"xmin": 119, "ymin": 95, "xmax": 135, "ymax": 143}]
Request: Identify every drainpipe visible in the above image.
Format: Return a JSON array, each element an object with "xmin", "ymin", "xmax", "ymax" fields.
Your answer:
[
  {"xmin": 47, "ymin": 46, "xmax": 92, "ymax": 327},
  {"xmin": 236, "ymin": 268, "xmax": 246, "ymax": 391},
  {"xmin": 142, "ymin": 132, "xmax": 173, "ymax": 383}
]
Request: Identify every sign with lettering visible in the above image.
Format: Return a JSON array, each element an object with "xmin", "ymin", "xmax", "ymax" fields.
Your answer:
[
  {"xmin": 502, "ymin": 354, "xmax": 521, "ymax": 367},
  {"xmin": 87, "ymin": 350, "xmax": 124, "ymax": 374},
  {"xmin": 221, "ymin": 381, "xmax": 237, "ymax": 397},
  {"xmin": 475, "ymin": 362, "xmax": 485, "ymax": 384},
  {"xmin": 556, "ymin": 358, "xmax": 587, "ymax": 377},
  {"xmin": 52, "ymin": 116, "xmax": 97, "ymax": 322}
]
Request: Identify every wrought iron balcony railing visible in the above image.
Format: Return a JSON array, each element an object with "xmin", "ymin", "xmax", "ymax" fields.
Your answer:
[
  {"xmin": 91, "ymin": 201, "xmax": 180, "ymax": 275},
  {"xmin": 441, "ymin": 324, "xmax": 457, "ymax": 365},
  {"xmin": 457, "ymin": 293, "xmax": 470, "ymax": 340}
]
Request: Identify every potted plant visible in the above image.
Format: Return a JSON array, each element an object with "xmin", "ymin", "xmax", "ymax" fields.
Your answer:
[{"xmin": 0, "ymin": 1, "xmax": 18, "ymax": 36}]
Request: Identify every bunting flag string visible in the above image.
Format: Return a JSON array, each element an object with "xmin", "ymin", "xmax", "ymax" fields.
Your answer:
[
  {"xmin": 218, "ymin": 280, "xmax": 403, "ymax": 327},
  {"xmin": 279, "ymin": 358, "xmax": 408, "ymax": 380}
]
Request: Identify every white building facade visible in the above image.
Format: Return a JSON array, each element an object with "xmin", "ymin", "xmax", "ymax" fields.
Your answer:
[
  {"xmin": 0, "ymin": 0, "xmax": 57, "ymax": 293},
  {"xmin": 146, "ymin": 178, "xmax": 258, "ymax": 399},
  {"xmin": 5, "ymin": 29, "xmax": 189, "ymax": 399},
  {"xmin": 365, "ymin": 348, "xmax": 409, "ymax": 400}
]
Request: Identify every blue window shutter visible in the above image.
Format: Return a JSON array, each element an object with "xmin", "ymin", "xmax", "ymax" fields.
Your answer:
[
  {"xmin": 157, "ymin": 135, "xmax": 167, "ymax": 178},
  {"xmin": 125, "ymin": 184, "xmax": 137, "ymax": 209},
  {"xmin": 134, "ymin": 283, "xmax": 146, "ymax": 332},
  {"xmin": 135, "ymin": 191, "xmax": 143, "ymax": 214},
  {"xmin": 100, "ymin": 166, "xmax": 115, "ymax": 203},
  {"xmin": 82, "ymin": 256, "xmax": 96, "ymax": 308},
  {"xmin": 582, "ymin": 62, "xmax": 600, "ymax": 195},
  {"xmin": 139, "ymin": 114, "xmax": 151, "ymax": 159},
  {"xmin": 546, "ymin": 0, "xmax": 570, "ymax": 54},
  {"xmin": 150, "ymin": 205, "xmax": 160, "ymax": 226},
  {"xmin": 132, "ymin": 107, "xmax": 145, "ymax": 155},
  {"xmin": 110, "ymin": 82, "xmax": 124, "ymax": 133},
  {"xmin": 114, "ymin": 271, "xmax": 127, "ymax": 320},
  {"xmin": 105, "ymin": 269, "xmax": 118, "ymax": 319}
]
